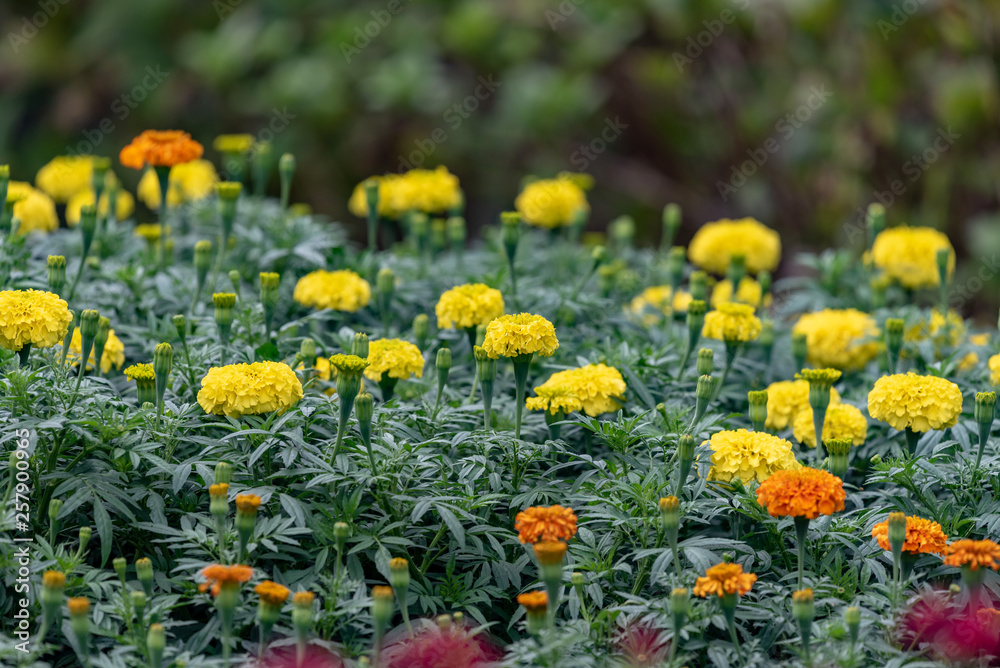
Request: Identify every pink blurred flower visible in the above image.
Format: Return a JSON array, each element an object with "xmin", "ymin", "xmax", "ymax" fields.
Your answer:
[
  {"xmin": 898, "ymin": 589, "xmax": 1000, "ymax": 664},
  {"xmin": 617, "ymin": 623, "xmax": 670, "ymax": 667},
  {"xmin": 253, "ymin": 644, "xmax": 344, "ymax": 668},
  {"xmin": 380, "ymin": 618, "xmax": 502, "ymax": 668}
]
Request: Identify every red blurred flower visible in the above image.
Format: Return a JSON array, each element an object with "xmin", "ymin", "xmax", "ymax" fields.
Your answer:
[
  {"xmin": 380, "ymin": 618, "xmax": 502, "ymax": 668},
  {"xmin": 617, "ymin": 623, "xmax": 670, "ymax": 668},
  {"xmin": 254, "ymin": 644, "xmax": 344, "ymax": 668},
  {"xmin": 898, "ymin": 589, "xmax": 1000, "ymax": 664}
]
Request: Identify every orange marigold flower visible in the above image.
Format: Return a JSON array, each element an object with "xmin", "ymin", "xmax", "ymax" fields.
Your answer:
[
  {"xmin": 872, "ymin": 515, "xmax": 948, "ymax": 555},
  {"xmin": 944, "ymin": 539, "xmax": 1000, "ymax": 571},
  {"xmin": 755, "ymin": 467, "xmax": 845, "ymax": 520},
  {"xmin": 235, "ymin": 494, "xmax": 261, "ymax": 513},
  {"xmin": 199, "ymin": 563, "xmax": 253, "ymax": 596},
  {"xmin": 693, "ymin": 562, "xmax": 756, "ymax": 598},
  {"xmin": 293, "ymin": 591, "xmax": 315, "ymax": 608},
  {"xmin": 67, "ymin": 597, "xmax": 90, "ymax": 615},
  {"xmin": 255, "ymin": 580, "xmax": 291, "ymax": 607},
  {"xmin": 515, "ymin": 505, "xmax": 578, "ymax": 544},
  {"xmin": 209, "ymin": 483, "xmax": 229, "ymax": 498},
  {"xmin": 533, "ymin": 540, "xmax": 568, "ymax": 566},
  {"xmin": 517, "ymin": 591, "xmax": 549, "ymax": 613},
  {"xmin": 42, "ymin": 571, "xmax": 66, "ymax": 588},
  {"xmin": 120, "ymin": 130, "xmax": 204, "ymax": 170}
]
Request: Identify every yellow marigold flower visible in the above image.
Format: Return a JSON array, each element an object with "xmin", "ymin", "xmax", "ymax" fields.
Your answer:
[
  {"xmin": 66, "ymin": 327, "xmax": 125, "ymax": 373},
  {"xmin": 137, "ymin": 160, "xmax": 219, "ymax": 209},
  {"xmin": 756, "ymin": 467, "xmax": 846, "ymax": 519},
  {"xmin": 120, "ymin": 130, "xmax": 204, "ymax": 170},
  {"xmin": 693, "ymin": 562, "xmax": 756, "ymax": 598},
  {"xmin": 124, "ymin": 363, "xmax": 155, "ymax": 381},
  {"xmin": 871, "ymin": 226, "xmax": 954, "ymax": 289},
  {"xmin": 971, "ymin": 333, "xmax": 991, "ymax": 347},
  {"xmin": 481, "ymin": 313, "xmax": 559, "ymax": 359},
  {"xmin": 134, "ymin": 224, "xmax": 166, "ymax": 243},
  {"xmin": 348, "ymin": 174, "xmax": 405, "ymax": 219},
  {"xmin": 958, "ymin": 352, "xmax": 979, "ymax": 372},
  {"xmin": 67, "ymin": 597, "xmax": 90, "ymax": 616},
  {"xmin": 764, "ymin": 379, "xmax": 841, "ymax": 430},
  {"xmin": 688, "ymin": 218, "xmax": 781, "ymax": 275},
  {"xmin": 435, "ymin": 283, "xmax": 505, "ymax": 330},
  {"xmin": 43, "ymin": 571, "xmax": 66, "ymax": 588},
  {"xmin": 626, "ymin": 285, "xmax": 692, "ymax": 325},
  {"xmin": 872, "ymin": 515, "xmax": 948, "ymax": 555},
  {"xmin": 905, "ymin": 309, "xmax": 965, "ymax": 348},
  {"xmin": 255, "ymin": 580, "xmax": 291, "ymax": 607},
  {"xmin": 990, "ymin": 354, "xmax": 1000, "ymax": 386},
  {"xmin": 0, "ymin": 290, "xmax": 73, "ymax": 351},
  {"xmin": 792, "ymin": 403, "xmax": 868, "ymax": 448},
  {"xmin": 209, "ymin": 483, "xmax": 229, "ymax": 498},
  {"xmin": 35, "ymin": 155, "xmax": 95, "ymax": 203},
  {"xmin": 515, "ymin": 176, "xmax": 589, "ymax": 229},
  {"xmin": 531, "ymin": 364, "xmax": 626, "ymax": 416},
  {"xmin": 293, "ymin": 269, "xmax": 371, "ymax": 312},
  {"xmin": 293, "ymin": 591, "xmax": 315, "ymax": 607},
  {"xmin": 363, "ymin": 338, "xmax": 425, "ymax": 382},
  {"xmin": 706, "ymin": 429, "xmax": 801, "ymax": 484},
  {"xmin": 710, "ymin": 277, "xmax": 770, "ymax": 309},
  {"xmin": 515, "ymin": 505, "xmax": 578, "ymax": 544},
  {"xmin": 944, "ymin": 539, "xmax": 1000, "ymax": 571},
  {"xmin": 393, "ymin": 166, "xmax": 462, "ymax": 214},
  {"xmin": 213, "ymin": 134, "xmax": 255, "ymax": 153},
  {"xmin": 66, "ymin": 188, "xmax": 135, "ymax": 225},
  {"xmin": 235, "ymin": 494, "xmax": 261, "ymax": 512},
  {"xmin": 702, "ymin": 302, "xmax": 761, "ymax": 342},
  {"xmin": 526, "ymin": 384, "xmax": 583, "ymax": 415},
  {"xmin": 792, "ymin": 309, "xmax": 880, "ymax": 370},
  {"xmin": 7, "ymin": 181, "xmax": 58, "ymax": 235},
  {"xmin": 867, "ymin": 372, "xmax": 963, "ymax": 432},
  {"xmin": 517, "ymin": 590, "xmax": 549, "ymax": 613},
  {"xmin": 197, "ymin": 361, "xmax": 304, "ymax": 418},
  {"xmin": 199, "ymin": 564, "xmax": 253, "ymax": 596}
]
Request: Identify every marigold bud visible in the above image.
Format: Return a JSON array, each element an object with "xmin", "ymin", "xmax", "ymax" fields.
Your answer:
[
  {"xmin": 667, "ymin": 246, "xmax": 686, "ymax": 286},
  {"xmin": 748, "ymin": 390, "xmax": 768, "ymax": 431},
  {"xmin": 47, "ymin": 255, "xmax": 66, "ymax": 294},
  {"xmin": 845, "ymin": 606, "xmax": 861, "ymax": 646},
  {"xmin": 148, "ymin": 623, "xmax": 166, "ymax": 668},
  {"xmin": 113, "ymin": 557, "xmax": 128, "ymax": 583},
  {"xmin": 389, "ymin": 557, "xmax": 410, "ymax": 591},
  {"xmin": 413, "ymin": 314, "xmax": 430, "ymax": 350},
  {"xmin": 48, "ymin": 498, "xmax": 62, "ymax": 521},
  {"xmin": 976, "ymin": 391, "xmax": 996, "ymax": 429},
  {"xmin": 436, "ymin": 347, "xmax": 452, "ymax": 372},
  {"xmin": 376, "ymin": 268, "xmax": 395, "ymax": 298},
  {"xmin": 215, "ymin": 461, "xmax": 232, "ymax": 485},
  {"xmin": 353, "ymin": 332, "xmax": 369, "ymax": 359},
  {"xmin": 696, "ymin": 375, "xmax": 714, "ymax": 401},
  {"xmin": 659, "ymin": 496, "xmax": 680, "ymax": 531},
  {"xmin": 675, "ymin": 434, "xmax": 695, "ymax": 495},
  {"xmin": 78, "ymin": 526, "xmax": 92, "ymax": 552},
  {"xmin": 194, "ymin": 240, "xmax": 213, "ymax": 277},
  {"xmin": 662, "ymin": 203, "xmax": 681, "ymax": 249},
  {"xmin": 334, "ymin": 521, "xmax": 351, "ymax": 554},
  {"xmin": 670, "ymin": 587, "xmax": 689, "ymax": 623},
  {"xmin": 571, "ymin": 572, "xmax": 585, "ymax": 587},
  {"xmin": 136, "ymin": 557, "xmax": 154, "ymax": 597},
  {"xmin": 372, "ymin": 585, "xmax": 395, "ymax": 633},
  {"xmin": 696, "ymin": 348, "xmax": 713, "ymax": 375},
  {"xmin": 689, "ymin": 270, "xmax": 707, "ymax": 301},
  {"xmin": 887, "ymin": 512, "xmax": 907, "ymax": 559},
  {"xmin": 501, "ymin": 211, "xmax": 520, "ymax": 261}
]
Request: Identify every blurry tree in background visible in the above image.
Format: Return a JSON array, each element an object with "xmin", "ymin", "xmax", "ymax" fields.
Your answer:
[{"xmin": 2, "ymin": 0, "xmax": 1000, "ymax": 308}]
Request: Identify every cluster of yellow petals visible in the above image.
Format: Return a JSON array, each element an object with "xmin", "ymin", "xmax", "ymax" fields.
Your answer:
[
  {"xmin": 693, "ymin": 562, "xmax": 757, "ymax": 598},
  {"xmin": 214, "ymin": 134, "xmax": 255, "ymax": 153},
  {"xmin": 688, "ymin": 218, "xmax": 781, "ymax": 275},
  {"xmin": 482, "ymin": 313, "xmax": 559, "ymax": 359},
  {"xmin": 905, "ymin": 309, "xmax": 965, "ymax": 348},
  {"xmin": 702, "ymin": 302, "xmax": 762, "ymax": 342},
  {"xmin": 293, "ymin": 269, "xmax": 371, "ymax": 312},
  {"xmin": 120, "ymin": 130, "xmax": 204, "ymax": 170},
  {"xmin": 197, "ymin": 361, "xmax": 304, "ymax": 418},
  {"xmin": 236, "ymin": 494, "xmax": 262, "ymax": 513},
  {"xmin": 363, "ymin": 338, "xmax": 425, "ymax": 382},
  {"xmin": 867, "ymin": 372, "xmax": 963, "ymax": 432},
  {"xmin": 792, "ymin": 309, "xmax": 880, "ymax": 370},
  {"xmin": 349, "ymin": 166, "xmax": 462, "ymax": 218},
  {"xmin": 42, "ymin": 571, "xmax": 66, "ymax": 588},
  {"xmin": 627, "ymin": 285, "xmax": 692, "ymax": 325},
  {"xmin": 199, "ymin": 564, "xmax": 253, "ymax": 596},
  {"xmin": 525, "ymin": 384, "xmax": 584, "ymax": 415},
  {"xmin": 710, "ymin": 277, "xmax": 770, "ymax": 309},
  {"xmin": 529, "ymin": 363, "xmax": 626, "ymax": 416},
  {"xmin": 515, "ymin": 505, "xmax": 578, "ymax": 544},
  {"xmin": 0, "ymin": 289, "xmax": 73, "ymax": 351},
  {"xmin": 990, "ymin": 354, "xmax": 1000, "ymax": 386},
  {"xmin": 706, "ymin": 429, "xmax": 801, "ymax": 484},
  {"xmin": 255, "ymin": 580, "xmax": 291, "ymax": 607},
  {"xmin": 871, "ymin": 226, "xmax": 954, "ymax": 290},
  {"xmin": 67, "ymin": 187, "xmax": 135, "ymax": 226},
  {"xmin": 124, "ymin": 363, "xmax": 155, "ymax": 381},
  {"xmin": 764, "ymin": 379, "xmax": 841, "ymax": 430},
  {"xmin": 137, "ymin": 160, "xmax": 219, "ymax": 209},
  {"xmin": 65, "ymin": 327, "xmax": 125, "ymax": 373},
  {"xmin": 435, "ymin": 283, "xmax": 505, "ymax": 330},
  {"xmin": 517, "ymin": 590, "xmax": 549, "ymax": 613},
  {"xmin": 515, "ymin": 176, "xmax": 589, "ymax": 229},
  {"xmin": 792, "ymin": 403, "xmax": 868, "ymax": 449},
  {"xmin": 35, "ymin": 155, "xmax": 96, "ymax": 203},
  {"xmin": 943, "ymin": 539, "xmax": 1000, "ymax": 571},
  {"xmin": 755, "ymin": 467, "xmax": 846, "ymax": 519},
  {"xmin": 871, "ymin": 515, "xmax": 948, "ymax": 555},
  {"xmin": 7, "ymin": 181, "xmax": 58, "ymax": 235}
]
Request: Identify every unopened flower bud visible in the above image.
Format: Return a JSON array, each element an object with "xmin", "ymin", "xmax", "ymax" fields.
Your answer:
[
  {"xmin": 194, "ymin": 240, "xmax": 213, "ymax": 284},
  {"xmin": 696, "ymin": 375, "xmax": 713, "ymax": 401},
  {"xmin": 413, "ymin": 314, "xmax": 430, "ymax": 350},
  {"xmin": 747, "ymin": 390, "xmax": 768, "ymax": 431},
  {"xmin": 215, "ymin": 461, "xmax": 232, "ymax": 485},
  {"xmin": 78, "ymin": 527, "xmax": 92, "ymax": 552},
  {"xmin": 826, "ymin": 438, "xmax": 852, "ymax": 479},
  {"xmin": 173, "ymin": 314, "xmax": 187, "ymax": 345},
  {"xmin": 885, "ymin": 318, "xmax": 904, "ymax": 371},
  {"xmin": 475, "ymin": 346, "xmax": 496, "ymax": 383},
  {"xmin": 845, "ymin": 606, "xmax": 861, "ymax": 646},
  {"xmin": 353, "ymin": 332, "xmax": 369, "ymax": 359},
  {"xmin": 47, "ymin": 255, "xmax": 66, "ymax": 294},
  {"xmin": 148, "ymin": 623, "xmax": 166, "ymax": 668},
  {"xmin": 936, "ymin": 247, "xmax": 952, "ymax": 287},
  {"xmin": 356, "ymin": 392, "xmax": 373, "ymax": 451},
  {"xmin": 389, "ymin": 557, "xmax": 410, "ymax": 591},
  {"xmin": 866, "ymin": 203, "xmax": 885, "ymax": 249},
  {"xmin": 131, "ymin": 590, "xmax": 147, "ymax": 619},
  {"xmin": 726, "ymin": 253, "xmax": 746, "ymax": 286},
  {"xmin": 136, "ymin": 557, "xmax": 154, "ymax": 598},
  {"xmin": 209, "ymin": 483, "xmax": 229, "ymax": 519},
  {"xmin": 792, "ymin": 331, "xmax": 808, "ymax": 370},
  {"xmin": 887, "ymin": 512, "xmax": 907, "ymax": 561},
  {"xmin": 675, "ymin": 434, "xmax": 695, "ymax": 495},
  {"xmin": 670, "ymin": 587, "xmax": 689, "ymax": 630},
  {"xmin": 659, "ymin": 496, "xmax": 680, "ymax": 531},
  {"xmin": 334, "ymin": 521, "xmax": 351, "ymax": 554},
  {"xmin": 571, "ymin": 572, "xmax": 584, "ymax": 587},
  {"xmin": 48, "ymin": 498, "xmax": 63, "ymax": 521},
  {"xmin": 667, "ymin": 246, "xmax": 686, "ymax": 288},
  {"xmin": 611, "ymin": 215, "xmax": 635, "ymax": 247},
  {"xmin": 689, "ymin": 271, "xmax": 708, "ymax": 301},
  {"xmin": 376, "ymin": 268, "xmax": 395, "ymax": 298},
  {"xmin": 113, "ymin": 558, "xmax": 128, "ymax": 584},
  {"xmin": 372, "ymin": 585, "xmax": 395, "ymax": 636},
  {"xmin": 662, "ymin": 204, "xmax": 681, "ymax": 251},
  {"xmin": 501, "ymin": 211, "xmax": 520, "ymax": 262}
]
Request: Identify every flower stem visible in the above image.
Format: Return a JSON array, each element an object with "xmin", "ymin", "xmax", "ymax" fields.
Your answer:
[{"xmin": 794, "ymin": 516, "xmax": 810, "ymax": 590}]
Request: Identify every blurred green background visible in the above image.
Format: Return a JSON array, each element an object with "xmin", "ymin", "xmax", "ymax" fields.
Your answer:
[{"xmin": 2, "ymin": 0, "xmax": 999, "ymax": 283}]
